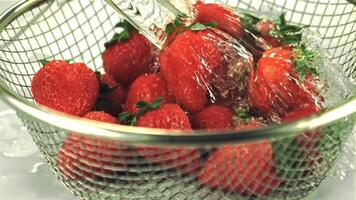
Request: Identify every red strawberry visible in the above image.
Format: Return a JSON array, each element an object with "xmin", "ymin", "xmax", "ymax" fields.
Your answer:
[
  {"xmin": 136, "ymin": 104, "xmax": 201, "ymax": 174},
  {"xmin": 199, "ymin": 139, "xmax": 282, "ymax": 196},
  {"xmin": 256, "ymin": 19, "xmax": 280, "ymax": 47},
  {"xmin": 31, "ymin": 60, "xmax": 99, "ymax": 116},
  {"xmin": 283, "ymin": 106, "xmax": 321, "ymax": 149},
  {"xmin": 84, "ymin": 111, "xmax": 119, "ymax": 123},
  {"xmin": 248, "ymin": 46, "xmax": 322, "ymax": 120},
  {"xmin": 57, "ymin": 111, "xmax": 129, "ymax": 181},
  {"xmin": 195, "ymin": 1, "xmax": 244, "ymax": 38},
  {"xmin": 160, "ymin": 29, "xmax": 223, "ymax": 113},
  {"xmin": 103, "ymin": 21, "xmax": 153, "ymax": 86},
  {"xmin": 95, "ymin": 74, "xmax": 126, "ymax": 116},
  {"xmin": 124, "ymin": 74, "xmax": 174, "ymax": 114},
  {"xmin": 191, "ymin": 105, "xmax": 233, "ymax": 130}
]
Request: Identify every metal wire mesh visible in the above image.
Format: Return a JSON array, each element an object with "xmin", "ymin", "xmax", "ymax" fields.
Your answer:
[{"xmin": 0, "ymin": 0, "xmax": 355, "ymax": 199}]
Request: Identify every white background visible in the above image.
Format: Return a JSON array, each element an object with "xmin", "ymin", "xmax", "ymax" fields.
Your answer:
[{"xmin": 0, "ymin": 1, "xmax": 354, "ymax": 200}]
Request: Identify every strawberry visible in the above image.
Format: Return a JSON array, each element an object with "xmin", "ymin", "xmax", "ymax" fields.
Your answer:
[
  {"xmin": 248, "ymin": 46, "xmax": 322, "ymax": 120},
  {"xmin": 194, "ymin": 1, "xmax": 244, "ymax": 38},
  {"xmin": 199, "ymin": 124, "xmax": 282, "ymax": 196},
  {"xmin": 283, "ymin": 106, "xmax": 321, "ymax": 149},
  {"xmin": 102, "ymin": 21, "xmax": 153, "ymax": 86},
  {"xmin": 256, "ymin": 19, "xmax": 280, "ymax": 47},
  {"xmin": 124, "ymin": 74, "xmax": 174, "ymax": 114},
  {"xmin": 57, "ymin": 111, "xmax": 129, "ymax": 181},
  {"xmin": 137, "ymin": 104, "xmax": 191, "ymax": 130},
  {"xmin": 191, "ymin": 105, "xmax": 233, "ymax": 130},
  {"xmin": 135, "ymin": 104, "xmax": 201, "ymax": 174},
  {"xmin": 31, "ymin": 60, "xmax": 99, "ymax": 116},
  {"xmin": 95, "ymin": 73, "xmax": 126, "ymax": 116},
  {"xmin": 243, "ymin": 13, "xmax": 305, "ymax": 47},
  {"xmin": 160, "ymin": 29, "xmax": 223, "ymax": 113}
]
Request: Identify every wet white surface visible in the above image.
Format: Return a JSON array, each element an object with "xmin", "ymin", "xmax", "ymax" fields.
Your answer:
[{"xmin": 0, "ymin": 1, "xmax": 354, "ymax": 200}]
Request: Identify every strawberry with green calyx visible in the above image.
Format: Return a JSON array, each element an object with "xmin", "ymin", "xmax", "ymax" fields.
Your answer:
[
  {"xmin": 248, "ymin": 45, "xmax": 323, "ymax": 120},
  {"xmin": 32, "ymin": 59, "xmax": 99, "ymax": 117},
  {"xmin": 243, "ymin": 12, "xmax": 307, "ymax": 47},
  {"xmin": 94, "ymin": 72, "xmax": 126, "ymax": 116},
  {"xmin": 119, "ymin": 97, "xmax": 164, "ymax": 126},
  {"xmin": 161, "ymin": 19, "xmax": 254, "ymax": 113},
  {"xmin": 124, "ymin": 74, "xmax": 174, "ymax": 114},
  {"xmin": 102, "ymin": 20, "xmax": 153, "ymax": 86},
  {"xmin": 104, "ymin": 21, "xmax": 136, "ymax": 48}
]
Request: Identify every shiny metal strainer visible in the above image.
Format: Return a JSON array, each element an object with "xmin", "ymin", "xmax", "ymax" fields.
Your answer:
[{"xmin": 0, "ymin": 0, "xmax": 355, "ymax": 199}]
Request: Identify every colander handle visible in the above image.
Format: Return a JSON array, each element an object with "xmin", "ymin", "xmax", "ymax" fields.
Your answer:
[{"xmin": 105, "ymin": 0, "xmax": 191, "ymax": 48}]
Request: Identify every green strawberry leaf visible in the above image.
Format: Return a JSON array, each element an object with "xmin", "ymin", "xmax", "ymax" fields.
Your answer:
[
  {"xmin": 276, "ymin": 12, "xmax": 287, "ymax": 27},
  {"xmin": 241, "ymin": 13, "xmax": 261, "ymax": 34},
  {"xmin": 271, "ymin": 13, "xmax": 308, "ymax": 46},
  {"xmin": 165, "ymin": 17, "xmax": 185, "ymax": 36},
  {"xmin": 294, "ymin": 44, "xmax": 319, "ymax": 79},
  {"xmin": 136, "ymin": 101, "xmax": 150, "ymax": 109},
  {"xmin": 118, "ymin": 97, "xmax": 164, "ymax": 125},
  {"xmin": 118, "ymin": 112, "xmax": 134, "ymax": 124},
  {"xmin": 39, "ymin": 59, "xmax": 49, "ymax": 66},
  {"xmin": 104, "ymin": 20, "xmax": 136, "ymax": 48},
  {"xmin": 188, "ymin": 22, "xmax": 218, "ymax": 31},
  {"xmin": 149, "ymin": 97, "xmax": 164, "ymax": 109},
  {"xmin": 233, "ymin": 107, "xmax": 253, "ymax": 125}
]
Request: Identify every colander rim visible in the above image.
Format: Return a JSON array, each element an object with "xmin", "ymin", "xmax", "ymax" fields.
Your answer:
[{"xmin": 0, "ymin": 0, "xmax": 355, "ymax": 146}]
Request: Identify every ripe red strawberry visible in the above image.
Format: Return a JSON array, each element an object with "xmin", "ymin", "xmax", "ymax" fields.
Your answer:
[
  {"xmin": 160, "ymin": 29, "xmax": 223, "ymax": 113},
  {"xmin": 283, "ymin": 106, "xmax": 321, "ymax": 149},
  {"xmin": 95, "ymin": 74, "xmax": 126, "ymax": 116},
  {"xmin": 199, "ymin": 139, "xmax": 282, "ymax": 195},
  {"xmin": 256, "ymin": 19, "xmax": 280, "ymax": 47},
  {"xmin": 102, "ymin": 21, "xmax": 153, "ymax": 86},
  {"xmin": 191, "ymin": 105, "xmax": 233, "ymax": 130},
  {"xmin": 84, "ymin": 111, "xmax": 119, "ymax": 123},
  {"xmin": 248, "ymin": 46, "xmax": 322, "ymax": 120},
  {"xmin": 124, "ymin": 74, "xmax": 174, "ymax": 114},
  {"xmin": 194, "ymin": 1, "xmax": 244, "ymax": 38},
  {"xmin": 136, "ymin": 104, "xmax": 201, "ymax": 174},
  {"xmin": 57, "ymin": 111, "xmax": 129, "ymax": 181},
  {"xmin": 31, "ymin": 60, "xmax": 99, "ymax": 116}
]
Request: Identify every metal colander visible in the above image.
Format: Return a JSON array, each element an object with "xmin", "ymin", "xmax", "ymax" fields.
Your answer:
[{"xmin": 0, "ymin": 0, "xmax": 355, "ymax": 199}]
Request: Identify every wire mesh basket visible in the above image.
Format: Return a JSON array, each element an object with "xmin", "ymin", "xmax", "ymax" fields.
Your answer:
[{"xmin": 0, "ymin": 0, "xmax": 355, "ymax": 199}]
